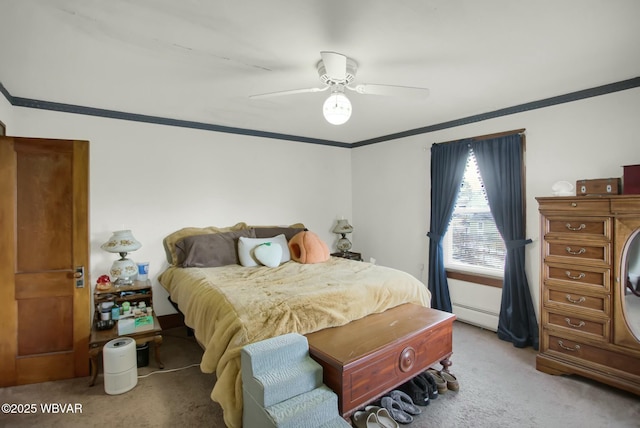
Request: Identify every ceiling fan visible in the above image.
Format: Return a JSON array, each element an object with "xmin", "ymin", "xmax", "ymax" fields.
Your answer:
[{"xmin": 250, "ymin": 51, "xmax": 430, "ymax": 125}]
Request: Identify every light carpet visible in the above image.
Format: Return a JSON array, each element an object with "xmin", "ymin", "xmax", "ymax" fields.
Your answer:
[{"xmin": 0, "ymin": 322, "xmax": 638, "ymax": 427}]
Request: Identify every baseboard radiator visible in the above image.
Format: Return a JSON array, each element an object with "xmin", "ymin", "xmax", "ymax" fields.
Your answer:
[{"xmin": 452, "ymin": 303, "xmax": 498, "ymax": 332}]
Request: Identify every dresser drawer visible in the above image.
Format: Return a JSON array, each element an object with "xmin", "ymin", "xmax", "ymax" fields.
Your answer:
[
  {"xmin": 537, "ymin": 198, "xmax": 611, "ymax": 214},
  {"xmin": 543, "ymin": 333, "xmax": 640, "ymax": 378},
  {"xmin": 543, "ymin": 240, "xmax": 610, "ymax": 266},
  {"xmin": 610, "ymin": 198, "xmax": 640, "ymax": 213},
  {"xmin": 543, "ymin": 216, "xmax": 611, "ymax": 240},
  {"xmin": 544, "ymin": 310, "xmax": 609, "ymax": 341},
  {"xmin": 544, "ymin": 263, "xmax": 610, "ymax": 292},
  {"xmin": 544, "ymin": 287, "xmax": 610, "ymax": 316}
]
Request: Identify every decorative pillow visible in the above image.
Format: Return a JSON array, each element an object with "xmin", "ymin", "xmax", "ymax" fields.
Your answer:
[
  {"xmin": 175, "ymin": 229, "xmax": 256, "ymax": 268},
  {"xmin": 288, "ymin": 230, "xmax": 330, "ymax": 264},
  {"xmin": 238, "ymin": 234, "xmax": 291, "ymax": 267},
  {"xmin": 163, "ymin": 222, "xmax": 250, "ymax": 265},
  {"xmin": 253, "ymin": 242, "xmax": 283, "ymax": 268},
  {"xmin": 253, "ymin": 225, "xmax": 306, "ymax": 241}
]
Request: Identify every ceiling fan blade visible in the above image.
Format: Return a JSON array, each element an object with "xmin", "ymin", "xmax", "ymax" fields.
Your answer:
[
  {"xmin": 320, "ymin": 51, "xmax": 347, "ymax": 82},
  {"xmin": 249, "ymin": 86, "xmax": 328, "ymax": 99},
  {"xmin": 348, "ymin": 84, "xmax": 430, "ymax": 99}
]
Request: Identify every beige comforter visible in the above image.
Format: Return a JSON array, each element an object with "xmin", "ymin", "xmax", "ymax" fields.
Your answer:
[{"xmin": 158, "ymin": 257, "xmax": 431, "ymax": 428}]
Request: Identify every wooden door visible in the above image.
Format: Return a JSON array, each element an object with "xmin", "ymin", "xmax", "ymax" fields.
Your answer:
[{"xmin": 0, "ymin": 137, "xmax": 90, "ymax": 386}]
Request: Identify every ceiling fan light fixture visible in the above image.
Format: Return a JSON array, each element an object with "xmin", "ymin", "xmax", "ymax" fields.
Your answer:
[{"xmin": 323, "ymin": 91, "xmax": 352, "ymax": 125}]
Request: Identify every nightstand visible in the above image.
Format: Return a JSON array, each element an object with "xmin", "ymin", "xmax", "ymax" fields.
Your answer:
[
  {"xmin": 89, "ymin": 280, "xmax": 164, "ymax": 386},
  {"xmin": 331, "ymin": 251, "xmax": 363, "ymax": 261}
]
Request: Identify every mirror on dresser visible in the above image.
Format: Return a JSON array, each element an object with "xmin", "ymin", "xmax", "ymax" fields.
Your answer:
[{"xmin": 615, "ymin": 216, "xmax": 640, "ymax": 347}]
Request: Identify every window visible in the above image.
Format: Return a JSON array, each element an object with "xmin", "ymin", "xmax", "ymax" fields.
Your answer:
[{"xmin": 444, "ymin": 148, "xmax": 506, "ymax": 278}]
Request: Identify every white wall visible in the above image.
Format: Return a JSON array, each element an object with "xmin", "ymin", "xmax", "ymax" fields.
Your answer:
[
  {"xmin": 352, "ymin": 87, "xmax": 640, "ymax": 325},
  {"xmin": 5, "ymin": 86, "xmax": 639, "ymax": 322},
  {"xmin": 9, "ymin": 108, "xmax": 353, "ymax": 315}
]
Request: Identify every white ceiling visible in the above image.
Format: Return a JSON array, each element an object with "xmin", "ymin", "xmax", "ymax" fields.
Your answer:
[{"xmin": 1, "ymin": 0, "xmax": 639, "ymax": 144}]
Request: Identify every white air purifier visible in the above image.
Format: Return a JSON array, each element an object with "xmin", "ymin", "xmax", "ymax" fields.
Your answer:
[{"xmin": 103, "ymin": 337, "xmax": 138, "ymax": 395}]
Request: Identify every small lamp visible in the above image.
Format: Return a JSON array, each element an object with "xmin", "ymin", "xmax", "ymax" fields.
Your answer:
[
  {"xmin": 101, "ymin": 230, "xmax": 141, "ymax": 286},
  {"xmin": 332, "ymin": 219, "xmax": 353, "ymax": 253}
]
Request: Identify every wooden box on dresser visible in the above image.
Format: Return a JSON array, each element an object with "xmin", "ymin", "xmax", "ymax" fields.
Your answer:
[{"xmin": 536, "ymin": 196, "xmax": 640, "ymax": 395}]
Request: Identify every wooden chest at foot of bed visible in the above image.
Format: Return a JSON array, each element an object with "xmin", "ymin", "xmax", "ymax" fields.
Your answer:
[{"xmin": 306, "ymin": 304, "xmax": 455, "ymax": 418}]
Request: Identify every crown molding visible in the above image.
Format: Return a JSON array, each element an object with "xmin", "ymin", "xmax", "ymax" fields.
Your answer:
[
  {"xmin": 2, "ymin": 77, "xmax": 639, "ymax": 148},
  {"xmin": 0, "ymin": 84, "xmax": 349, "ymax": 148},
  {"xmin": 351, "ymin": 76, "xmax": 640, "ymax": 147}
]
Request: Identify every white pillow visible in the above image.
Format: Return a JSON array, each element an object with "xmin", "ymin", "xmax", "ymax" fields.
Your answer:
[
  {"xmin": 238, "ymin": 234, "xmax": 291, "ymax": 267},
  {"xmin": 254, "ymin": 242, "xmax": 283, "ymax": 268}
]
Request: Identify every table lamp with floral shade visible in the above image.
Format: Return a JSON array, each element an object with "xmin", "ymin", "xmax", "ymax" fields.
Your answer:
[
  {"xmin": 332, "ymin": 219, "xmax": 353, "ymax": 254},
  {"xmin": 101, "ymin": 230, "xmax": 141, "ymax": 286}
]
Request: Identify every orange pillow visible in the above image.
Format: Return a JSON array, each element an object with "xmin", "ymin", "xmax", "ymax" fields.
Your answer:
[{"xmin": 288, "ymin": 230, "xmax": 329, "ymax": 264}]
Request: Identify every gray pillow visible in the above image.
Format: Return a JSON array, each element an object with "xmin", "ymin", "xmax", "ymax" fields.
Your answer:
[
  {"xmin": 175, "ymin": 229, "xmax": 256, "ymax": 268},
  {"xmin": 253, "ymin": 226, "xmax": 306, "ymax": 241}
]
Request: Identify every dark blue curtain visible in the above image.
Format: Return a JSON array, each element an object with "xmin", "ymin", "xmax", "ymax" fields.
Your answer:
[
  {"xmin": 474, "ymin": 134, "xmax": 539, "ymax": 349},
  {"xmin": 427, "ymin": 141, "xmax": 469, "ymax": 312}
]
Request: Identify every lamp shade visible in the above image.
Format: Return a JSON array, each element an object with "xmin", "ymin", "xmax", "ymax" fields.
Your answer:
[
  {"xmin": 323, "ymin": 92, "xmax": 352, "ymax": 125},
  {"xmin": 332, "ymin": 219, "xmax": 353, "ymax": 234},
  {"xmin": 101, "ymin": 230, "xmax": 142, "ymax": 253}
]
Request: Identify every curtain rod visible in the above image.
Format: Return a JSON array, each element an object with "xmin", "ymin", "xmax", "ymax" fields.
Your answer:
[{"xmin": 434, "ymin": 128, "xmax": 526, "ymax": 146}]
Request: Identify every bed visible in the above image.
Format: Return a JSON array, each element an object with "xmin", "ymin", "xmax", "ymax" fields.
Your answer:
[{"xmin": 158, "ymin": 223, "xmax": 431, "ymax": 428}]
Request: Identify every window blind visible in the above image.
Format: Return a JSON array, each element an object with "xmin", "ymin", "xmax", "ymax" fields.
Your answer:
[{"xmin": 446, "ymin": 149, "xmax": 506, "ymax": 272}]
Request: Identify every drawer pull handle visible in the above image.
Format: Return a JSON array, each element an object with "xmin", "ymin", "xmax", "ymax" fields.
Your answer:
[
  {"xmin": 565, "ymin": 271, "xmax": 585, "ymax": 280},
  {"xmin": 564, "ymin": 318, "xmax": 586, "ymax": 328},
  {"xmin": 558, "ymin": 340, "xmax": 581, "ymax": 352},
  {"xmin": 565, "ymin": 223, "xmax": 586, "ymax": 231},
  {"xmin": 565, "ymin": 294, "xmax": 586, "ymax": 304},
  {"xmin": 571, "ymin": 202, "xmax": 578, "ymax": 207},
  {"xmin": 565, "ymin": 246, "xmax": 586, "ymax": 255}
]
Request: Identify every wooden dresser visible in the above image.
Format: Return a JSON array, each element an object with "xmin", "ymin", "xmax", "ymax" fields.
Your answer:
[{"xmin": 536, "ymin": 196, "xmax": 640, "ymax": 395}]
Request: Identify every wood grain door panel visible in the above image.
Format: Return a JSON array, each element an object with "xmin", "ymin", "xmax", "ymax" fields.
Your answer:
[
  {"xmin": 16, "ymin": 353, "xmax": 76, "ymax": 385},
  {"xmin": 15, "ymin": 272, "xmax": 74, "ymax": 298},
  {"xmin": 18, "ymin": 296, "xmax": 74, "ymax": 355},
  {"xmin": 16, "ymin": 141, "xmax": 73, "ymax": 272}
]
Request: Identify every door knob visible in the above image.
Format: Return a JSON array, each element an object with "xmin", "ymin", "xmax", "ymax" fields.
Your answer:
[{"xmin": 75, "ymin": 266, "xmax": 85, "ymax": 288}]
